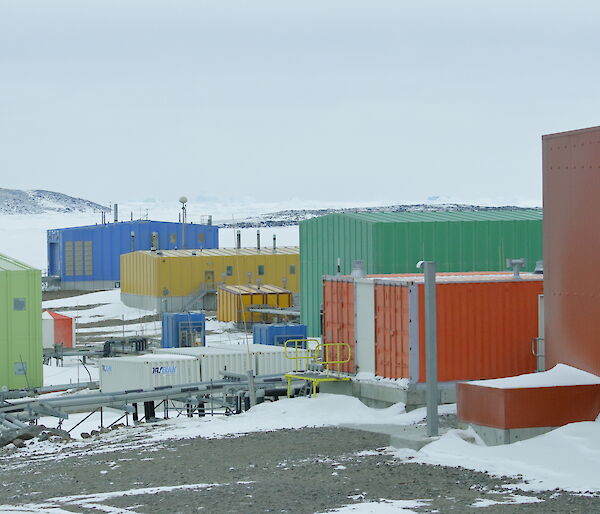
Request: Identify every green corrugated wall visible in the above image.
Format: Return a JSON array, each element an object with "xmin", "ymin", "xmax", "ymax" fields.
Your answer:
[
  {"xmin": 300, "ymin": 210, "xmax": 543, "ymax": 336},
  {"xmin": 0, "ymin": 255, "xmax": 43, "ymax": 390}
]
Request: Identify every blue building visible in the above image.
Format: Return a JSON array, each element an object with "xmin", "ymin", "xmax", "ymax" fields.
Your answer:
[{"xmin": 47, "ymin": 220, "xmax": 219, "ymax": 290}]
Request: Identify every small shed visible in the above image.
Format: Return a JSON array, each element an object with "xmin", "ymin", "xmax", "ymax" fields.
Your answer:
[
  {"xmin": 217, "ymin": 284, "xmax": 293, "ymax": 324},
  {"xmin": 42, "ymin": 310, "xmax": 76, "ymax": 349}
]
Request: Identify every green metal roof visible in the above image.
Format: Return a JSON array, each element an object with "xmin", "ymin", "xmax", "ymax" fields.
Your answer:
[
  {"xmin": 324, "ymin": 209, "xmax": 542, "ymax": 224},
  {"xmin": 0, "ymin": 253, "xmax": 36, "ymax": 272}
]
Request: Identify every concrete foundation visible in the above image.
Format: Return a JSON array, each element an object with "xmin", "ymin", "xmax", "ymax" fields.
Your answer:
[
  {"xmin": 470, "ymin": 423, "xmax": 556, "ymax": 446},
  {"xmin": 319, "ymin": 379, "xmax": 457, "ymax": 411},
  {"xmin": 121, "ymin": 292, "xmax": 216, "ymax": 313},
  {"xmin": 59, "ymin": 280, "xmax": 117, "ymax": 291}
]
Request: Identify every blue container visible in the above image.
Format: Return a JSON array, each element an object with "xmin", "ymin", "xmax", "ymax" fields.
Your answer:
[
  {"xmin": 161, "ymin": 312, "xmax": 206, "ymax": 348},
  {"xmin": 252, "ymin": 324, "xmax": 307, "ymax": 347},
  {"xmin": 47, "ymin": 220, "xmax": 219, "ymax": 287}
]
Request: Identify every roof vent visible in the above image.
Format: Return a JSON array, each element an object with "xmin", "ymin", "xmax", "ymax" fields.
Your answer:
[
  {"xmin": 506, "ymin": 258, "xmax": 527, "ymax": 279},
  {"xmin": 534, "ymin": 260, "xmax": 543, "ymax": 274}
]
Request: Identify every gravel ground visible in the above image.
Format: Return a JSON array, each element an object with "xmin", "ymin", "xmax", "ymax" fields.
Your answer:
[{"xmin": 0, "ymin": 425, "xmax": 598, "ymax": 513}]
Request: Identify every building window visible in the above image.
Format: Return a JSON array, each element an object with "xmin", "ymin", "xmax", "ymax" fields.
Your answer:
[
  {"xmin": 289, "ymin": 264, "xmax": 296, "ymax": 275},
  {"xmin": 84, "ymin": 241, "xmax": 93, "ymax": 276},
  {"xmin": 65, "ymin": 241, "xmax": 74, "ymax": 276},
  {"xmin": 258, "ymin": 265, "xmax": 265, "ymax": 276},
  {"xmin": 75, "ymin": 241, "xmax": 84, "ymax": 275},
  {"xmin": 13, "ymin": 298, "xmax": 26, "ymax": 311},
  {"xmin": 198, "ymin": 233, "xmax": 205, "ymax": 244},
  {"xmin": 170, "ymin": 233, "xmax": 177, "ymax": 244},
  {"xmin": 226, "ymin": 266, "xmax": 233, "ymax": 276}
]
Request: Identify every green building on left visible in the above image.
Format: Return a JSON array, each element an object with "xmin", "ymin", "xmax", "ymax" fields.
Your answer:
[{"xmin": 0, "ymin": 253, "xmax": 42, "ymax": 390}]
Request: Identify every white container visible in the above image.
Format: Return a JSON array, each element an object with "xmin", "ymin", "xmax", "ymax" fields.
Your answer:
[
  {"xmin": 210, "ymin": 343, "xmax": 312, "ymax": 375},
  {"xmin": 99, "ymin": 354, "xmax": 201, "ymax": 393},
  {"xmin": 42, "ymin": 311, "xmax": 54, "ymax": 350},
  {"xmin": 154, "ymin": 347, "xmax": 252, "ymax": 382}
]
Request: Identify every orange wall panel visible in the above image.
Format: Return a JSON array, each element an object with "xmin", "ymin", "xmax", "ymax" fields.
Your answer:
[
  {"xmin": 458, "ymin": 382, "xmax": 600, "ymax": 429},
  {"xmin": 374, "ymin": 284, "xmax": 410, "ymax": 379},
  {"xmin": 543, "ymin": 127, "xmax": 600, "ymax": 375},
  {"xmin": 418, "ymin": 281, "xmax": 541, "ymax": 382},
  {"xmin": 323, "ymin": 280, "xmax": 356, "ymax": 373}
]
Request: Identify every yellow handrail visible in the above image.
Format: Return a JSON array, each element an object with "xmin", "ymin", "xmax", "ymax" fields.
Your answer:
[
  {"xmin": 315, "ymin": 342, "xmax": 351, "ymax": 376},
  {"xmin": 283, "ymin": 338, "xmax": 319, "ymax": 371}
]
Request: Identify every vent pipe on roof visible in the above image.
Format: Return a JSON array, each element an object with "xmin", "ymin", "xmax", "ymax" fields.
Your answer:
[
  {"xmin": 236, "ymin": 230, "xmax": 241, "ymax": 250},
  {"xmin": 351, "ymin": 260, "xmax": 366, "ymax": 278},
  {"xmin": 534, "ymin": 260, "xmax": 543, "ymax": 274},
  {"xmin": 506, "ymin": 258, "xmax": 527, "ymax": 279},
  {"xmin": 257, "ymin": 230, "xmax": 261, "ymax": 252},
  {"xmin": 336, "ymin": 257, "xmax": 341, "ymax": 275},
  {"xmin": 114, "ymin": 204, "xmax": 118, "ymax": 223},
  {"xmin": 208, "ymin": 215, "xmax": 213, "ymax": 226},
  {"xmin": 273, "ymin": 234, "xmax": 277, "ymax": 252}
]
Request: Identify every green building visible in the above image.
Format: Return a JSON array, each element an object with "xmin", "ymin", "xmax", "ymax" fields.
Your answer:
[
  {"xmin": 0, "ymin": 253, "xmax": 42, "ymax": 390},
  {"xmin": 300, "ymin": 210, "xmax": 543, "ymax": 336}
]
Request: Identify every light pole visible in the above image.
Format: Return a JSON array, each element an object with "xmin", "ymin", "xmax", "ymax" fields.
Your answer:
[
  {"xmin": 417, "ymin": 260, "xmax": 438, "ymax": 437},
  {"xmin": 179, "ymin": 196, "xmax": 188, "ymax": 249}
]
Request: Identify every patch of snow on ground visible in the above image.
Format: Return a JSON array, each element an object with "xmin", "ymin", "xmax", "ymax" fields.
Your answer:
[
  {"xmin": 43, "ymin": 356, "xmax": 99, "ymax": 386},
  {"xmin": 141, "ymin": 395, "xmax": 455, "ymax": 443},
  {"xmin": 471, "ymin": 494, "xmax": 544, "ymax": 508},
  {"xmin": 316, "ymin": 499, "xmax": 431, "ymax": 513},
  {"xmin": 403, "ymin": 421, "xmax": 600, "ymax": 493}
]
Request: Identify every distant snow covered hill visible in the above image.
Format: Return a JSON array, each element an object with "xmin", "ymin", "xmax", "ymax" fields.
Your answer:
[
  {"xmin": 0, "ymin": 188, "xmax": 108, "ymax": 215},
  {"xmin": 219, "ymin": 204, "xmax": 542, "ymax": 228}
]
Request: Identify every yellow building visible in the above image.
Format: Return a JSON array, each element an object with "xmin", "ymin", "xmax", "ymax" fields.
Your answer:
[
  {"xmin": 121, "ymin": 246, "xmax": 299, "ymax": 312},
  {"xmin": 217, "ymin": 284, "xmax": 293, "ymax": 323}
]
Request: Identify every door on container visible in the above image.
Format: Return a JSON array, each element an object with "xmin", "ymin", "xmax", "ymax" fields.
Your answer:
[
  {"xmin": 48, "ymin": 242, "xmax": 60, "ymax": 276},
  {"xmin": 205, "ymin": 270, "xmax": 215, "ymax": 290},
  {"xmin": 354, "ymin": 280, "xmax": 375, "ymax": 374}
]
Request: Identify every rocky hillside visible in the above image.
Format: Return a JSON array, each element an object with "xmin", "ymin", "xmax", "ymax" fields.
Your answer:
[
  {"xmin": 219, "ymin": 204, "xmax": 542, "ymax": 228},
  {"xmin": 0, "ymin": 189, "xmax": 108, "ymax": 215}
]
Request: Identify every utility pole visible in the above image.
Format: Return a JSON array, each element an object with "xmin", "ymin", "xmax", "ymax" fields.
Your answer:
[{"xmin": 417, "ymin": 260, "xmax": 438, "ymax": 437}]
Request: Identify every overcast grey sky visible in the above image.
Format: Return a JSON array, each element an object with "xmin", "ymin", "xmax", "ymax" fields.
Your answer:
[{"xmin": 1, "ymin": 1, "xmax": 599, "ymax": 206}]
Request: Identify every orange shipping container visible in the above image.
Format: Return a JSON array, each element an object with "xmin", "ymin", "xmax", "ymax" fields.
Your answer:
[{"xmin": 322, "ymin": 273, "xmax": 543, "ymax": 382}]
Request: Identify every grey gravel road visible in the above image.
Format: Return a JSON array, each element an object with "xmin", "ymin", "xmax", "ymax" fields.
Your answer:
[{"xmin": 0, "ymin": 425, "xmax": 598, "ymax": 513}]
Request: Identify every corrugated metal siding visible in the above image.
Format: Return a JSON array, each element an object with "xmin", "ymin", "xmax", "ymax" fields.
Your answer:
[
  {"xmin": 322, "ymin": 279, "xmax": 356, "ymax": 373},
  {"xmin": 301, "ymin": 215, "xmax": 373, "ymax": 337},
  {"xmin": 374, "ymin": 283, "xmax": 410, "ymax": 379},
  {"xmin": 0, "ymin": 255, "xmax": 42, "ymax": 390},
  {"xmin": 48, "ymin": 220, "xmax": 218, "ymax": 283},
  {"xmin": 121, "ymin": 248, "xmax": 299, "ymax": 298},
  {"xmin": 301, "ymin": 210, "xmax": 543, "ymax": 336},
  {"xmin": 217, "ymin": 285, "xmax": 292, "ymax": 323},
  {"xmin": 99, "ymin": 355, "xmax": 201, "ymax": 393},
  {"xmin": 418, "ymin": 280, "xmax": 542, "ymax": 382}
]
